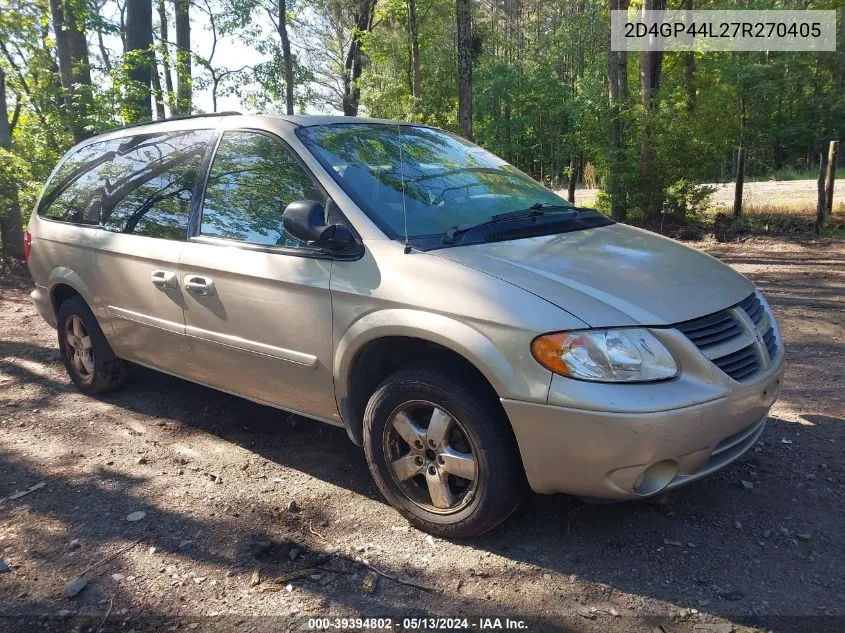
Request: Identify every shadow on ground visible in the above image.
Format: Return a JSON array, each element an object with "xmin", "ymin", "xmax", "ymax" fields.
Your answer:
[{"xmin": 2, "ymin": 336, "xmax": 843, "ymax": 631}]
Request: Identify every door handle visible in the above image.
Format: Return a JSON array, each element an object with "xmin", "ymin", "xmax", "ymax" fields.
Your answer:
[
  {"xmin": 184, "ymin": 275, "xmax": 215, "ymax": 296},
  {"xmin": 150, "ymin": 269, "xmax": 177, "ymax": 290}
]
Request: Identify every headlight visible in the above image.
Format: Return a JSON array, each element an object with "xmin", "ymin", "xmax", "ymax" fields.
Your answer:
[{"xmin": 531, "ymin": 328, "xmax": 678, "ymax": 382}]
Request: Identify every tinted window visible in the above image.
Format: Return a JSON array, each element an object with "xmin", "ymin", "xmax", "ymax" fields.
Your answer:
[
  {"xmin": 100, "ymin": 130, "xmax": 213, "ymax": 240},
  {"xmin": 38, "ymin": 140, "xmax": 116, "ymax": 224},
  {"xmin": 297, "ymin": 124, "xmax": 573, "ymax": 239},
  {"xmin": 200, "ymin": 131, "xmax": 323, "ymax": 248}
]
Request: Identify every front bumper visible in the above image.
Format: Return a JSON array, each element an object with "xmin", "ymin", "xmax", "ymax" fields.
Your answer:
[{"xmin": 503, "ymin": 361, "xmax": 784, "ymax": 499}]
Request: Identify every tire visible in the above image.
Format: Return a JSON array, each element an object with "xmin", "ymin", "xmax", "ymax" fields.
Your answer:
[
  {"xmin": 363, "ymin": 365, "xmax": 525, "ymax": 538},
  {"xmin": 57, "ymin": 296, "xmax": 128, "ymax": 395}
]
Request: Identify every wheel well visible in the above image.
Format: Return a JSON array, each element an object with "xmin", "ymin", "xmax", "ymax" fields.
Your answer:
[
  {"xmin": 343, "ymin": 336, "xmax": 503, "ymax": 445},
  {"xmin": 50, "ymin": 284, "xmax": 82, "ymax": 316}
]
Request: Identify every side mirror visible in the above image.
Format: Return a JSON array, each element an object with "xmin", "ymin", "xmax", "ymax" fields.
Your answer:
[{"xmin": 283, "ymin": 200, "xmax": 355, "ymax": 251}]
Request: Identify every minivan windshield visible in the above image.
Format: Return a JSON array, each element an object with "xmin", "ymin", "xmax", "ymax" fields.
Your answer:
[{"xmin": 297, "ymin": 123, "xmax": 582, "ymax": 244}]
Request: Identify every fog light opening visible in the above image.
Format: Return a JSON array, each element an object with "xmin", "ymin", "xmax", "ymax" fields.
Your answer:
[{"xmin": 633, "ymin": 460, "xmax": 678, "ymax": 497}]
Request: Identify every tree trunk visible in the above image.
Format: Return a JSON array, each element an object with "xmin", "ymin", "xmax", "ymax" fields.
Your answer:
[
  {"xmin": 0, "ymin": 68, "xmax": 25, "ymax": 258},
  {"xmin": 49, "ymin": 0, "xmax": 94, "ymax": 142},
  {"xmin": 277, "ymin": 0, "xmax": 295, "ymax": 116},
  {"xmin": 837, "ymin": 6, "xmax": 844, "ymax": 155},
  {"xmin": 125, "ymin": 0, "xmax": 154, "ymax": 123},
  {"xmin": 342, "ymin": 0, "xmax": 376, "ymax": 117},
  {"xmin": 607, "ymin": 0, "xmax": 625, "ymax": 221},
  {"xmin": 158, "ymin": 0, "xmax": 176, "ymax": 113},
  {"xmin": 408, "ymin": 0, "xmax": 421, "ymax": 117},
  {"xmin": 683, "ymin": 0, "xmax": 695, "ymax": 111},
  {"xmin": 174, "ymin": 0, "xmax": 192, "ymax": 114},
  {"xmin": 120, "ymin": 1, "xmax": 127, "ymax": 49},
  {"xmin": 617, "ymin": 0, "xmax": 628, "ymax": 102},
  {"xmin": 837, "ymin": 5, "xmax": 844, "ymax": 97},
  {"xmin": 638, "ymin": 0, "xmax": 665, "ymax": 217},
  {"xmin": 733, "ymin": 147, "xmax": 746, "ymax": 218},
  {"xmin": 504, "ymin": 97, "xmax": 511, "ymax": 162},
  {"xmin": 95, "ymin": 15, "xmax": 113, "ymax": 73},
  {"xmin": 40, "ymin": 21, "xmax": 66, "ymax": 118},
  {"xmin": 151, "ymin": 56, "xmax": 166, "ymax": 119},
  {"xmin": 211, "ymin": 76, "xmax": 219, "ymax": 112},
  {"xmin": 456, "ymin": 0, "xmax": 473, "ymax": 140}
]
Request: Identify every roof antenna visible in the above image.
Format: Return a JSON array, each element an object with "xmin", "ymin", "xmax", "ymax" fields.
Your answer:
[{"xmin": 397, "ymin": 121, "xmax": 411, "ymax": 254}]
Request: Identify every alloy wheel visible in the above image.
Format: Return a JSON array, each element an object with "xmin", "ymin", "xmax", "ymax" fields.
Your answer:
[
  {"xmin": 382, "ymin": 400, "xmax": 479, "ymax": 514},
  {"xmin": 64, "ymin": 314, "xmax": 94, "ymax": 384}
]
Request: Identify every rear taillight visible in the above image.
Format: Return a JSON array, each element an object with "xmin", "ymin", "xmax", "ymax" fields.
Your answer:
[{"xmin": 24, "ymin": 229, "xmax": 32, "ymax": 264}]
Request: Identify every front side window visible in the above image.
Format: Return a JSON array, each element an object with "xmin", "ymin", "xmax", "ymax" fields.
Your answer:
[
  {"xmin": 296, "ymin": 123, "xmax": 577, "ymax": 241},
  {"xmin": 200, "ymin": 131, "xmax": 323, "ymax": 248},
  {"xmin": 38, "ymin": 140, "xmax": 117, "ymax": 224},
  {"xmin": 100, "ymin": 129, "xmax": 214, "ymax": 240}
]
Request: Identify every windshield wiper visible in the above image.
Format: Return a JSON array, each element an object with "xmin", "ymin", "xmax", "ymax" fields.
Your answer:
[
  {"xmin": 443, "ymin": 202, "xmax": 575, "ymax": 243},
  {"xmin": 493, "ymin": 202, "xmax": 572, "ymax": 219}
]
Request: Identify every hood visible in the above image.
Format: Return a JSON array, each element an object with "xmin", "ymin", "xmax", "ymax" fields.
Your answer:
[{"xmin": 429, "ymin": 223, "xmax": 753, "ymax": 327}]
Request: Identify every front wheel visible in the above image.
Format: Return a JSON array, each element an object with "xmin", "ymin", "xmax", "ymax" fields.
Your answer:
[{"xmin": 363, "ymin": 366, "xmax": 525, "ymax": 538}]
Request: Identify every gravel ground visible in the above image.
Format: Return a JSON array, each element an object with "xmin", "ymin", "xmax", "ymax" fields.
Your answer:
[{"xmin": 0, "ymin": 236, "xmax": 843, "ymax": 633}]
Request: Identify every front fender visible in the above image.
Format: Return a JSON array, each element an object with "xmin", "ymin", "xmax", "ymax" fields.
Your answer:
[{"xmin": 334, "ymin": 308, "xmax": 540, "ymax": 425}]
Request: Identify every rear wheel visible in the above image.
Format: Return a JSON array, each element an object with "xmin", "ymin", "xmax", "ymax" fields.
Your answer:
[
  {"xmin": 57, "ymin": 296, "xmax": 127, "ymax": 394},
  {"xmin": 363, "ymin": 365, "xmax": 525, "ymax": 538}
]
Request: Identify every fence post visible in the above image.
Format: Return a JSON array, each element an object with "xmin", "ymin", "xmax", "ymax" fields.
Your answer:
[
  {"xmin": 817, "ymin": 152, "xmax": 828, "ymax": 234},
  {"xmin": 733, "ymin": 147, "xmax": 746, "ymax": 218},
  {"xmin": 824, "ymin": 140, "xmax": 840, "ymax": 217}
]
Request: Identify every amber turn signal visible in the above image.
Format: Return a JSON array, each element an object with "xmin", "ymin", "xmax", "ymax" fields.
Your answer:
[{"xmin": 530, "ymin": 332, "xmax": 572, "ymax": 376}]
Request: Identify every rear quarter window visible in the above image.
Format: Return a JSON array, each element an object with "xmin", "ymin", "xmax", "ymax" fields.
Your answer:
[
  {"xmin": 100, "ymin": 130, "xmax": 214, "ymax": 240},
  {"xmin": 38, "ymin": 140, "xmax": 117, "ymax": 224}
]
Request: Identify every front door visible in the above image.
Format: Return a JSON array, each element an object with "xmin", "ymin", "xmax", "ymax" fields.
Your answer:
[{"xmin": 179, "ymin": 130, "xmax": 339, "ymax": 422}]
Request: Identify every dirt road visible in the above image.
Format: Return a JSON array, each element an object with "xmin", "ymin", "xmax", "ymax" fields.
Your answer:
[
  {"xmin": 566, "ymin": 179, "xmax": 844, "ymax": 212},
  {"xmin": 1, "ymin": 236, "xmax": 843, "ymax": 633}
]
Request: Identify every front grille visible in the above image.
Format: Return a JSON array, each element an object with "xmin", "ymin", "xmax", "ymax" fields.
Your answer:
[
  {"xmin": 675, "ymin": 311, "xmax": 742, "ymax": 348},
  {"xmin": 712, "ymin": 345, "xmax": 759, "ymax": 381},
  {"xmin": 674, "ymin": 291, "xmax": 778, "ymax": 382},
  {"xmin": 739, "ymin": 293, "xmax": 764, "ymax": 325},
  {"xmin": 763, "ymin": 327, "xmax": 777, "ymax": 359}
]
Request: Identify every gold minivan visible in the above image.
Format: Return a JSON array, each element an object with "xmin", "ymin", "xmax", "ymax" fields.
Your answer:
[{"xmin": 27, "ymin": 113, "xmax": 784, "ymax": 537}]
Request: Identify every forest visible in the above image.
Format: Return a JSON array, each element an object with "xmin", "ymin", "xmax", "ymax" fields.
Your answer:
[{"xmin": 0, "ymin": 0, "xmax": 843, "ymax": 256}]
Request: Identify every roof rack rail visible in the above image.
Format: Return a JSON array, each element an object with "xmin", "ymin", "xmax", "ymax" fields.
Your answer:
[{"xmin": 105, "ymin": 111, "xmax": 243, "ymax": 134}]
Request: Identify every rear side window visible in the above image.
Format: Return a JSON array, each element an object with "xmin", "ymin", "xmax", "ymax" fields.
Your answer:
[
  {"xmin": 199, "ymin": 131, "xmax": 323, "ymax": 248},
  {"xmin": 100, "ymin": 130, "xmax": 214, "ymax": 240},
  {"xmin": 38, "ymin": 140, "xmax": 116, "ymax": 224}
]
